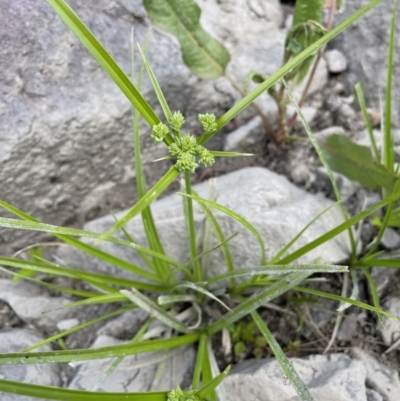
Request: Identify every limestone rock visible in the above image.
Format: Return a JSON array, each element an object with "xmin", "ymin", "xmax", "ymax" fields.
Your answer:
[
  {"xmin": 0, "ymin": 329, "xmax": 60, "ymax": 401},
  {"xmin": 0, "ymin": 0, "xmax": 285, "ymax": 255},
  {"xmin": 57, "ymin": 167, "xmax": 353, "ymax": 283},
  {"xmin": 224, "ymin": 353, "xmax": 367, "ymax": 401},
  {"xmin": 380, "ymin": 296, "xmax": 400, "ymax": 345},
  {"xmin": 69, "ymin": 335, "xmax": 195, "ymax": 392}
]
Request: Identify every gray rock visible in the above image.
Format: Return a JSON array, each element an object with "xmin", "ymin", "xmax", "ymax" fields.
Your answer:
[
  {"xmin": 69, "ymin": 334, "xmax": 195, "ymax": 392},
  {"xmin": 57, "ymin": 167, "xmax": 353, "ymax": 284},
  {"xmin": 0, "ymin": 329, "xmax": 60, "ymax": 401},
  {"xmin": 224, "ymin": 353, "xmax": 367, "ymax": 401},
  {"xmin": 325, "ymin": 49, "xmax": 348, "ymax": 74},
  {"xmin": 366, "ymin": 389, "xmax": 383, "ymax": 401},
  {"xmin": 0, "ymin": 0, "xmax": 285, "ymax": 255},
  {"xmin": 380, "ymin": 296, "xmax": 400, "ymax": 345},
  {"xmin": 352, "ymin": 348, "xmax": 400, "ymax": 401},
  {"xmin": 0, "ymin": 279, "xmax": 70, "ymax": 333},
  {"xmin": 313, "ymin": 126, "xmax": 346, "ymax": 140},
  {"xmin": 334, "ymin": 0, "xmax": 400, "ymax": 126},
  {"xmin": 56, "ymin": 318, "xmax": 80, "ymax": 332},
  {"xmin": 380, "ymin": 228, "xmax": 400, "ymax": 250}
]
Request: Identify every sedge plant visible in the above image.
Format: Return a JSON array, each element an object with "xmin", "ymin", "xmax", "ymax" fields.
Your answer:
[{"xmin": 0, "ymin": 1, "xmax": 395, "ymax": 400}]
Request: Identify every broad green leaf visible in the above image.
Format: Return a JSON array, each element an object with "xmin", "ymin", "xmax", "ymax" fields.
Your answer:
[
  {"xmin": 293, "ymin": 0, "xmax": 324, "ymax": 26},
  {"xmin": 319, "ymin": 134, "xmax": 396, "ymax": 190},
  {"xmin": 143, "ymin": 0, "xmax": 230, "ymax": 80},
  {"xmin": 0, "ymin": 333, "xmax": 199, "ymax": 365},
  {"xmin": 0, "ymin": 379, "xmax": 167, "ymax": 401},
  {"xmin": 45, "ymin": 0, "xmax": 161, "ymax": 129},
  {"xmin": 121, "ymin": 289, "xmax": 189, "ymax": 333},
  {"xmin": 252, "ymin": 311, "xmax": 313, "ymax": 401},
  {"xmin": 207, "ymin": 272, "xmax": 310, "ymax": 334},
  {"xmin": 198, "ymin": 0, "xmax": 384, "ymax": 145}
]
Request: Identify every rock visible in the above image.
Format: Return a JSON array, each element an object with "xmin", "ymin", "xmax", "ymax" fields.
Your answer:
[
  {"xmin": 57, "ymin": 167, "xmax": 353, "ymax": 283},
  {"xmin": 286, "ymin": 106, "xmax": 318, "ymax": 125},
  {"xmin": 294, "ymin": 58, "xmax": 329, "ymax": 100},
  {"xmin": 0, "ymin": 329, "xmax": 60, "ymax": 401},
  {"xmin": 371, "ymin": 267, "xmax": 397, "ymax": 296},
  {"xmin": 224, "ymin": 353, "xmax": 367, "ymax": 401},
  {"xmin": 223, "ymin": 116, "xmax": 264, "ymax": 153},
  {"xmin": 366, "ymin": 389, "xmax": 383, "ymax": 401},
  {"xmin": 0, "ymin": 279, "xmax": 70, "ymax": 333},
  {"xmin": 0, "ymin": 0, "xmax": 285, "ymax": 255},
  {"xmin": 334, "ymin": 0, "xmax": 400, "ymax": 126},
  {"xmin": 325, "ymin": 49, "xmax": 348, "ymax": 74},
  {"xmin": 96, "ymin": 309, "xmax": 149, "ymax": 339},
  {"xmin": 337, "ymin": 314, "xmax": 358, "ymax": 341},
  {"xmin": 69, "ymin": 335, "xmax": 195, "ymax": 392},
  {"xmin": 380, "ymin": 296, "xmax": 400, "ymax": 345},
  {"xmin": 57, "ymin": 318, "xmax": 79, "ymax": 332},
  {"xmin": 380, "ymin": 228, "xmax": 400, "ymax": 250},
  {"xmin": 352, "ymin": 348, "xmax": 400, "ymax": 401},
  {"xmin": 290, "ymin": 164, "xmax": 310, "ymax": 186}
]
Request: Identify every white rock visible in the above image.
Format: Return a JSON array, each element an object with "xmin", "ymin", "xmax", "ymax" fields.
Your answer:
[
  {"xmin": 57, "ymin": 318, "xmax": 79, "ymax": 332},
  {"xmin": 0, "ymin": 329, "xmax": 60, "ymax": 401},
  {"xmin": 57, "ymin": 168, "xmax": 353, "ymax": 284},
  {"xmin": 224, "ymin": 353, "xmax": 367, "ymax": 401},
  {"xmin": 313, "ymin": 126, "xmax": 346, "ymax": 140},
  {"xmin": 294, "ymin": 58, "xmax": 328, "ymax": 99},
  {"xmin": 0, "ymin": 279, "xmax": 70, "ymax": 333},
  {"xmin": 325, "ymin": 49, "xmax": 348, "ymax": 74},
  {"xmin": 352, "ymin": 348, "xmax": 400, "ymax": 401},
  {"xmin": 69, "ymin": 335, "xmax": 195, "ymax": 392},
  {"xmin": 380, "ymin": 228, "xmax": 400, "ymax": 250},
  {"xmin": 380, "ymin": 296, "xmax": 400, "ymax": 345}
]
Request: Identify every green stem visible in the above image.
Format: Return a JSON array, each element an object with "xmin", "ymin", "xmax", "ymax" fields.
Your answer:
[{"xmin": 184, "ymin": 171, "xmax": 202, "ymax": 282}]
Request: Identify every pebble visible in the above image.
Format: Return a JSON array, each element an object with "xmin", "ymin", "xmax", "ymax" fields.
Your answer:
[{"xmin": 325, "ymin": 49, "xmax": 348, "ymax": 74}]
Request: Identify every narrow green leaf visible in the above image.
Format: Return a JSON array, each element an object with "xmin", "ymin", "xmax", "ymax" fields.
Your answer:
[
  {"xmin": 294, "ymin": 286, "xmax": 396, "ymax": 319},
  {"xmin": 143, "ymin": 0, "xmax": 230, "ymax": 80},
  {"xmin": 45, "ymin": 0, "xmax": 160, "ymax": 128},
  {"xmin": 318, "ymin": 134, "xmax": 396, "ymax": 190},
  {"xmin": 355, "ymin": 83, "xmax": 380, "ymax": 163},
  {"xmin": 192, "ymin": 334, "xmax": 207, "ymax": 390},
  {"xmin": 208, "ymin": 272, "xmax": 310, "ymax": 335},
  {"xmin": 178, "ymin": 192, "xmax": 266, "ymax": 264},
  {"xmin": 21, "ymin": 306, "xmax": 136, "ymax": 352},
  {"xmin": 198, "ymin": 0, "xmax": 384, "ymax": 145},
  {"xmin": 0, "ymin": 333, "xmax": 199, "ymax": 365},
  {"xmin": 0, "ymin": 379, "xmax": 167, "ymax": 400},
  {"xmin": 138, "ymin": 43, "xmax": 172, "ymax": 121},
  {"xmin": 210, "ymin": 151, "xmax": 253, "ymax": 158},
  {"xmin": 252, "ymin": 311, "xmax": 314, "ymax": 401},
  {"xmin": 383, "ymin": 0, "xmax": 398, "ymax": 170},
  {"xmin": 102, "ymin": 167, "xmax": 179, "ymax": 241},
  {"xmin": 360, "ymin": 266, "xmax": 382, "ymax": 323},
  {"xmin": 207, "ymin": 264, "xmax": 347, "ymax": 286},
  {"xmin": 121, "ymin": 289, "xmax": 189, "ymax": 333},
  {"xmin": 197, "ymin": 365, "xmax": 230, "ymax": 399}
]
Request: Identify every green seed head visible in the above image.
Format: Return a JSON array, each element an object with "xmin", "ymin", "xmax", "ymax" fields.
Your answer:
[
  {"xmin": 198, "ymin": 147, "xmax": 215, "ymax": 167},
  {"xmin": 168, "ymin": 142, "xmax": 182, "ymax": 157},
  {"xmin": 180, "ymin": 134, "xmax": 198, "ymax": 154},
  {"xmin": 198, "ymin": 113, "xmax": 217, "ymax": 133},
  {"xmin": 151, "ymin": 122, "xmax": 169, "ymax": 143},
  {"xmin": 169, "ymin": 111, "xmax": 185, "ymax": 131},
  {"xmin": 175, "ymin": 152, "xmax": 198, "ymax": 173}
]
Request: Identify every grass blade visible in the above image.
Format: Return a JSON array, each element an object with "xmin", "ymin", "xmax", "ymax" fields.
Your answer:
[
  {"xmin": 178, "ymin": 192, "xmax": 266, "ymax": 264},
  {"xmin": 355, "ymin": 83, "xmax": 380, "ymax": 163},
  {"xmin": 121, "ymin": 289, "xmax": 189, "ymax": 333},
  {"xmin": 0, "ymin": 333, "xmax": 199, "ymax": 365},
  {"xmin": 45, "ymin": 0, "xmax": 161, "ymax": 129},
  {"xmin": 252, "ymin": 311, "xmax": 313, "ymax": 401},
  {"xmin": 102, "ymin": 167, "xmax": 179, "ymax": 240},
  {"xmin": 0, "ymin": 379, "xmax": 167, "ymax": 401},
  {"xmin": 192, "ymin": 334, "xmax": 207, "ymax": 390},
  {"xmin": 383, "ymin": 0, "xmax": 398, "ymax": 171}
]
